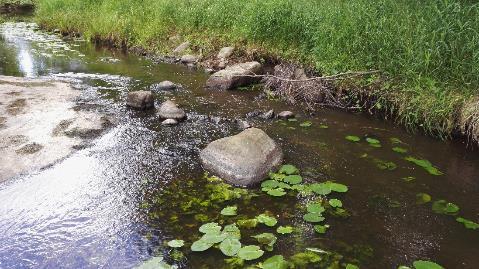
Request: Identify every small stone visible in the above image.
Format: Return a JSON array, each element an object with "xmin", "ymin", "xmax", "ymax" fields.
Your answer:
[
  {"xmin": 261, "ymin": 110, "xmax": 275, "ymax": 120},
  {"xmin": 246, "ymin": 110, "xmax": 262, "ymax": 119},
  {"xmin": 205, "ymin": 68, "xmax": 215, "ymax": 74},
  {"xmin": 161, "ymin": 119, "xmax": 178, "ymax": 126},
  {"xmin": 173, "ymin": 41, "xmax": 190, "ymax": 54},
  {"xmin": 237, "ymin": 120, "xmax": 251, "ymax": 130},
  {"xmin": 180, "ymin": 54, "xmax": 197, "ymax": 64},
  {"xmin": 158, "ymin": 100, "xmax": 186, "ymax": 120},
  {"xmin": 217, "ymin": 47, "xmax": 234, "ymax": 59},
  {"xmin": 126, "ymin": 91, "xmax": 154, "ymax": 110},
  {"xmin": 278, "ymin": 111, "xmax": 295, "ymax": 119},
  {"xmin": 154, "ymin": 81, "xmax": 178, "ymax": 91}
]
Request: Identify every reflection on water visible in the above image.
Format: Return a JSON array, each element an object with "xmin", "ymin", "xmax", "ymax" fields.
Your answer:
[{"xmin": 0, "ymin": 21, "xmax": 478, "ymax": 269}]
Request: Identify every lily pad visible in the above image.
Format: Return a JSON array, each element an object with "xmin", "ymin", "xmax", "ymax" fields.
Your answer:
[
  {"xmin": 201, "ymin": 232, "xmax": 227, "ymax": 244},
  {"xmin": 199, "ymin": 222, "xmax": 222, "ymax": 234},
  {"xmin": 346, "ymin": 135, "xmax": 361, "ymax": 142},
  {"xmin": 279, "ymin": 165, "xmax": 299, "ymax": 175},
  {"xmin": 416, "ymin": 193, "xmax": 431, "ymax": 205},
  {"xmin": 237, "ymin": 219, "xmax": 258, "ymax": 229},
  {"xmin": 252, "ymin": 233, "xmax": 277, "ymax": 251},
  {"xmin": 300, "ymin": 121, "xmax": 312, "ymax": 127},
  {"xmin": 261, "ymin": 180, "xmax": 281, "ymax": 189},
  {"xmin": 267, "ymin": 188, "xmax": 287, "ymax": 197},
  {"xmin": 256, "ymin": 214, "xmax": 278, "ymax": 227},
  {"xmin": 261, "ymin": 255, "xmax": 289, "ymax": 269},
  {"xmin": 310, "ymin": 183, "xmax": 331, "ymax": 195},
  {"xmin": 413, "ymin": 260, "xmax": 444, "ymax": 269},
  {"xmin": 223, "ymin": 224, "xmax": 241, "ymax": 239},
  {"xmin": 326, "ymin": 181, "xmax": 349, "ymax": 193},
  {"xmin": 237, "ymin": 245, "xmax": 264, "ymax": 260},
  {"xmin": 374, "ymin": 159, "xmax": 397, "ymax": 170},
  {"xmin": 432, "ymin": 200, "xmax": 459, "ymax": 215},
  {"xmin": 329, "ymin": 199, "xmax": 343, "ymax": 208},
  {"xmin": 219, "ymin": 238, "xmax": 242, "ymax": 256},
  {"xmin": 221, "ymin": 206, "xmax": 238, "ymax": 216},
  {"xmin": 405, "ymin": 156, "xmax": 443, "ymax": 176},
  {"xmin": 276, "ymin": 226, "xmax": 293, "ymax": 234},
  {"xmin": 366, "ymin": 137, "xmax": 381, "ymax": 147},
  {"xmin": 403, "ymin": 176, "xmax": 416, "ymax": 182},
  {"xmin": 167, "ymin": 240, "xmax": 184, "ymax": 248},
  {"xmin": 456, "ymin": 217, "xmax": 479, "ymax": 230},
  {"xmin": 314, "ymin": 224, "xmax": 330, "ymax": 234},
  {"xmin": 190, "ymin": 239, "xmax": 214, "ymax": 252},
  {"xmin": 307, "ymin": 203, "xmax": 326, "ymax": 214},
  {"xmin": 303, "ymin": 213, "xmax": 325, "ymax": 223},
  {"xmin": 392, "ymin": 147, "xmax": 408, "ymax": 154},
  {"xmin": 319, "ymin": 124, "xmax": 329, "ymax": 129},
  {"xmin": 284, "ymin": 175, "xmax": 303, "ymax": 185}
]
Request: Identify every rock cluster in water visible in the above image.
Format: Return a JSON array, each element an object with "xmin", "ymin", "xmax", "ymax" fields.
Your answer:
[
  {"xmin": 126, "ymin": 90, "xmax": 154, "ymax": 110},
  {"xmin": 200, "ymin": 128, "xmax": 283, "ymax": 186},
  {"xmin": 206, "ymin": 61, "xmax": 262, "ymax": 90}
]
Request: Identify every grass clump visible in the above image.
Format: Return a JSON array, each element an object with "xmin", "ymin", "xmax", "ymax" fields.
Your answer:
[{"xmin": 33, "ymin": 0, "xmax": 479, "ymax": 138}]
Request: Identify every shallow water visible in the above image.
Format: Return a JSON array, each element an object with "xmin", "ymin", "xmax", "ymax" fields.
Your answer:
[{"xmin": 0, "ymin": 21, "xmax": 478, "ymax": 269}]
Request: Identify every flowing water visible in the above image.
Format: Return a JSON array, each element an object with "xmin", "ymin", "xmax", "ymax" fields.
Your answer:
[{"xmin": 0, "ymin": 20, "xmax": 478, "ymax": 269}]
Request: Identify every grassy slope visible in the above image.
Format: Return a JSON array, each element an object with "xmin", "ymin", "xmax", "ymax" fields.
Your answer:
[{"xmin": 34, "ymin": 0, "xmax": 479, "ymax": 138}]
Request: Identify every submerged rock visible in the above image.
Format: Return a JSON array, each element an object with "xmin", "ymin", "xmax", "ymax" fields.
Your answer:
[
  {"xmin": 154, "ymin": 81, "xmax": 179, "ymax": 91},
  {"xmin": 217, "ymin": 47, "xmax": 234, "ymax": 59},
  {"xmin": 173, "ymin": 41, "xmax": 190, "ymax": 55},
  {"xmin": 161, "ymin": 119, "xmax": 178, "ymax": 126},
  {"xmin": 206, "ymin": 61, "xmax": 262, "ymax": 90},
  {"xmin": 158, "ymin": 100, "xmax": 186, "ymax": 120},
  {"xmin": 200, "ymin": 128, "xmax": 283, "ymax": 186},
  {"xmin": 278, "ymin": 111, "xmax": 295, "ymax": 119},
  {"xmin": 126, "ymin": 91, "xmax": 154, "ymax": 110}
]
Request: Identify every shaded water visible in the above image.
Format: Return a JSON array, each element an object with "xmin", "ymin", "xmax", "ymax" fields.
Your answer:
[{"xmin": 0, "ymin": 21, "xmax": 478, "ymax": 269}]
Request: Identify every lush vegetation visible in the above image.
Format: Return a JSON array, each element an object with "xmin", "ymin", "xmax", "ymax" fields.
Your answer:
[{"xmin": 34, "ymin": 0, "xmax": 479, "ymax": 138}]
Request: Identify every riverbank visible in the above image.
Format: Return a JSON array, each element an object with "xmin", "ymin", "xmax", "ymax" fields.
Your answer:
[{"xmin": 32, "ymin": 0, "xmax": 479, "ymax": 143}]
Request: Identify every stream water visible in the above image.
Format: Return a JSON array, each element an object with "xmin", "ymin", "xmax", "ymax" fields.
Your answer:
[{"xmin": 0, "ymin": 20, "xmax": 478, "ymax": 269}]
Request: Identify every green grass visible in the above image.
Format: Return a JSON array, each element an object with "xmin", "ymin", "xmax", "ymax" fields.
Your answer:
[{"xmin": 33, "ymin": 0, "xmax": 479, "ymax": 138}]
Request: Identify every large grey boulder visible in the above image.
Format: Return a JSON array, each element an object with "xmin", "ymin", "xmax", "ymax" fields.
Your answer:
[
  {"xmin": 158, "ymin": 100, "xmax": 186, "ymax": 120},
  {"xmin": 217, "ymin": 47, "xmax": 234, "ymax": 59},
  {"xmin": 200, "ymin": 128, "xmax": 283, "ymax": 186},
  {"xmin": 206, "ymin": 61, "xmax": 262, "ymax": 90},
  {"xmin": 126, "ymin": 91, "xmax": 154, "ymax": 110}
]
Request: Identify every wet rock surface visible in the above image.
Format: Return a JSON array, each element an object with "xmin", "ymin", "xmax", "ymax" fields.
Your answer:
[
  {"xmin": 278, "ymin": 111, "xmax": 295, "ymax": 119},
  {"xmin": 126, "ymin": 90, "xmax": 154, "ymax": 109},
  {"xmin": 200, "ymin": 128, "xmax": 283, "ymax": 186},
  {"xmin": 0, "ymin": 76, "xmax": 114, "ymax": 182},
  {"xmin": 158, "ymin": 100, "xmax": 186, "ymax": 120},
  {"xmin": 206, "ymin": 61, "xmax": 262, "ymax": 90},
  {"xmin": 153, "ymin": 80, "xmax": 179, "ymax": 91}
]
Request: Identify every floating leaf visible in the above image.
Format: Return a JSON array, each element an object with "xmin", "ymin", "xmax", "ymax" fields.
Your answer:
[
  {"xmin": 261, "ymin": 180, "xmax": 281, "ymax": 189},
  {"xmin": 310, "ymin": 183, "xmax": 331, "ymax": 195},
  {"xmin": 416, "ymin": 193, "xmax": 431, "ymax": 205},
  {"xmin": 346, "ymin": 264, "xmax": 359, "ymax": 269},
  {"xmin": 135, "ymin": 257, "xmax": 177, "ymax": 269},
  {"xmin": 201, "ymin": 232, "xmax": 227, "ymax": 244},
  {"xmin": 261, "ymin": 255, "xmax": 289, "ymax": 269},
  {"xmin": 256, "ymin": 214, "xmax": 278, "ymax": 227},
  {"xmin": 223, "ymin": 224, "xmax": 241, "ymax": 239},
  {"xmin": 167, "ymin": 240, "xmax": 184, "ymax": 248},
  {"xmin": 279, "ymin": 165, "xmax": 299, "ymax": 175},
  {"xmin": 346, "ymin": 135, "xmax": 361, "ymax": 142},
  {"xmin": 398, "ymin": 266, "xmax": 412, "ymax": 269},
  {"xmin": 284, "ymin": 175, "xmax": 303, "ymax": 185},
  {"xmin": 405, "ymin": 156, "xmax": 443, "ymax": 176},
  {"xmin": 267, "ymin": 188, "xmax": 287, "ymax": 197},
  {"xmin": 269, "ymin": 172, "xmax": 286, "ymax": 181},
  {"xmin": 300, "ymin": 121, "xmax": 312, "ymax": 127},
  {"xmin": 314, "ymin": 224, "xmax": 330, "ymax": 234},
  {"xmin": 288, "ymin": 118, "xmax": 298, "ymax": 122},
  {"xmin": 329, "ymin": 199, "xmax": 343, "ymax": 208},
  {"xmin": 319, "ymin": 124, "xmax": 329, "ymax": 129},
  {"xmin": 276, "ymin": 226, "xmax": 293, "ymax": 234},
  {"xmin": 326, "ymin": 181, "xmax": 349, "ymax": 193},
  {"xmin": 432, "ymin": 200, "xmax": 460, "ymax": 215},
  {"xmin": 390, "ymin": 137, "xmax": 405, "ymax": 144},
  {"xmin": 191, "ymin": 239, "xmax": 214, "ymax": 252},
  {"xmin": 366, "ymin": 138, "xmax": 381, "ymax": 147},
  {"xmin": 199, "ymin": 222, "xmax": 222, "ymax": 234},
  {"xmin": 456, "ymin": 217, "xmax": 479, "ymax": 230},
  {"xmin": 392, "ymin": 147, "xmax": 408, "ymax": 154},
  {"xmin": 221, "ymin": 206, "xmax": 238, "ymax": 216},
  {"xmin": 374, "ymin": 159, "xmax": 397, "ymax": 170},
  {"xmin": 219, "ymin": 238, "xmax": 241, "ymax": 256},
  {"xmin": 252, "ymin": 233, "xmax": 277, "ymax": 251},
  {"xmin": 413, "ymin": 260, "xmax": 444, "ymax": 269},
  {"xmin": 307, "ymin": 203, "xmax": 326, "ymax": 214},
  {"xmin": 237, "ymin": 219, "xmax": 258, "ymax": 229},
  {"xmin": 303, "ymin": 213, "xmax": 325, "ymax": 223},
  {"xmin": 237, "ymin": 245, "xmax": 264, "ymax": 260},
  {"xmin": 403, "ymin": 176, "xmax": 416, "ymax": 182}
]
